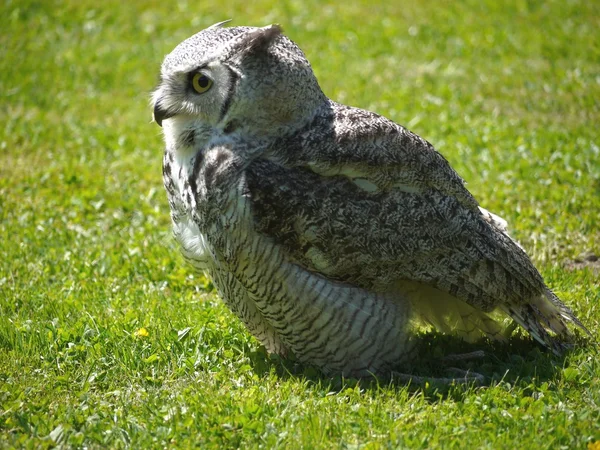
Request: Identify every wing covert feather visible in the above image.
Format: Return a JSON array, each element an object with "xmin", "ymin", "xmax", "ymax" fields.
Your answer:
[{"xmin": 266, "ymin": 101, "xmax": 480, "ymax": 211}]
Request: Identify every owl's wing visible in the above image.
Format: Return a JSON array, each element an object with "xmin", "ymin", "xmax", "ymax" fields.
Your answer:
[
  {"xmin": 245, "ymin": 102, "xmax": 586, "ymax": 348},
  {"xmin": 267, "ymin": 101, "xmax": 481, "ymax": 211}
]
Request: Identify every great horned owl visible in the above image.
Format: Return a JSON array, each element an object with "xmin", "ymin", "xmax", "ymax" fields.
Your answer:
[{"xmin": 152, "ymin": 22, "xmax": 587, "ymax": 377}]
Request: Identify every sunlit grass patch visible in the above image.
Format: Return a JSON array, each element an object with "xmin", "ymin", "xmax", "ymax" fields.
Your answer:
[{"xmin": 1, "ymin": 0, "xmax": 599, "ymax": 448}]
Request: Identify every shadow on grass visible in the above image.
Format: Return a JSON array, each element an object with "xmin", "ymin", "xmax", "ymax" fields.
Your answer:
[{"xmin": 245, "ymin": 332, "xmax": 585, "ymax": 400}]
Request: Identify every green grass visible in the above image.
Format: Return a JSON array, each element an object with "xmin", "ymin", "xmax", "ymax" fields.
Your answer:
[{"xmin": 1, "ymin": 0, "xmax": 599, "ymax": 448}]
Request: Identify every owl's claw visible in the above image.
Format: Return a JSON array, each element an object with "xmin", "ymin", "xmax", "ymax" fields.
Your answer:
[
  {"xmin": 445, "ymin": 368, "xmax": 486, "ymax": 385},
  {"xmin": 440, "ymin": 350, "xmax": 486, "ymax": 364},
  {"xmin": 392, "ymin": 369, "xmax": 485, "ymax": 386}
]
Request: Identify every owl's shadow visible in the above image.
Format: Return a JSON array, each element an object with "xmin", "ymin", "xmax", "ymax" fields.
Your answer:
[{"xmin": 246, "ymin": 333, "xmax": 575, "ymax": 398}]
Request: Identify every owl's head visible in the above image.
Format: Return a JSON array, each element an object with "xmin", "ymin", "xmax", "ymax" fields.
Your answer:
[{"xmin": 152, "ymin": 22, "xmax": 327, "ymax": 145}]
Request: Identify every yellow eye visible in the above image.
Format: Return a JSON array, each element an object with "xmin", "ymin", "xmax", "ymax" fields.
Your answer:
[{"xmin": 191, "ymin": 73, "xmax": 213, "ymax": 94}]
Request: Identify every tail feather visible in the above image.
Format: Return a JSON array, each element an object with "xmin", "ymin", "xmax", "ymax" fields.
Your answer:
[
  {"xmin": 500, "ymin": 288, "xmax": 590, "ymax": 354},
  {"xmin": 400, "ymin": 280, "xmax": 589, "ymax": 353},
  {"xmin": 544, "ymin": 288, "xmax": 589, "ymax": 333}
]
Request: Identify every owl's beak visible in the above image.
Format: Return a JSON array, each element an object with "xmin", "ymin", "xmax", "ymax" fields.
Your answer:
[{"xmin": 153, "ymin": 101, "xmax": 175, "ymax": 127}]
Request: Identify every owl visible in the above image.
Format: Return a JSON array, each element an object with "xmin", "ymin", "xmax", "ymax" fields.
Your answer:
[{"xmin": 152, "ymin": 22, "xmax": 588, "ymax": 378}]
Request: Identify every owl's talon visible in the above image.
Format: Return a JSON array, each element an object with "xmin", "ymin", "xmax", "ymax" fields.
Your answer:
[
  {"xmin": 445, "ymin": 368, "xmax": 486, "ymax": 385},
  {"xmin": 392, "ymin": 370, "xmax": 484, "ymax": 386},
  {"xmin": 440, "ymin": 350, "xmax": 486, "ymax": 364}
]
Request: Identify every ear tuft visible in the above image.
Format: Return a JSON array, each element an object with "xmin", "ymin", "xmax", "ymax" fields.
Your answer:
[
  {"xmin": 207, "ymin": 19, "xmax": 233, "ymax": 30},
  {"xmin": 231, "ymin": 24, "xmax": 283, "ymax": 59}
]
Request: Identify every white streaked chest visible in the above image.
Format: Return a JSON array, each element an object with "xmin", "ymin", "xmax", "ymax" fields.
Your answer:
[
  {"xmin": 173, "ymin": 214, "xmax": 212, "ymax": 269},
  {"xmin": 162, "ymin": 119, "xmax": 256, "ymax": 270},
  {"xmin": 165, "ymin": 146, "xmax": 213, "ymax": 268}
]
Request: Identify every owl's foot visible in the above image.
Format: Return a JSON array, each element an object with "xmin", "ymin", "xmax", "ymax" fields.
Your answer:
[
  {"xmin": 392, "ymin": 369, "xmax": 485, "ymax": 386},
  {"xmin": 445, "ymin": 367, "xmax": 486, "ymax": 385},
  {"xmin": 392, "ymin": 350, "xmax": 486, "ymax": 385},
  {"xmin": 440, "ymin": 350, "xmax": 486, "ymax": 364}
]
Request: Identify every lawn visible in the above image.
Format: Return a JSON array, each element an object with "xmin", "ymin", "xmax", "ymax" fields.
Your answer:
[{"xmin": 1, "ymin": 0, "xmax": 599, "ymax": 448}]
